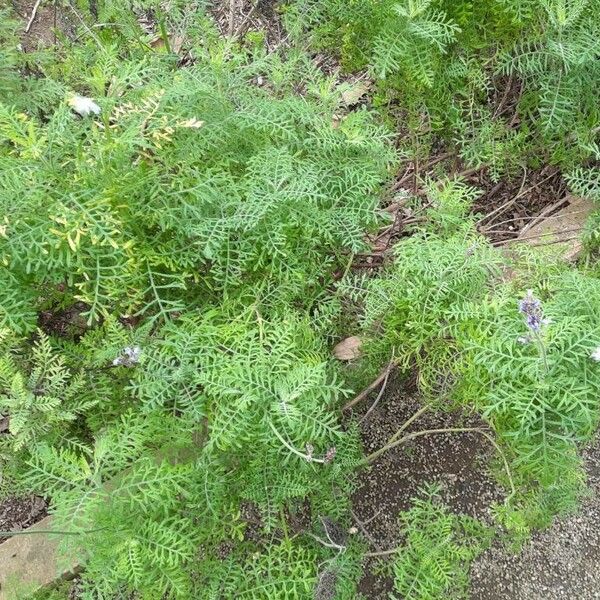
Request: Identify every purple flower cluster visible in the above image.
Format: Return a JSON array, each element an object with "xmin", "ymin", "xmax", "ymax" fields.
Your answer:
[{"xmin": 518, "ymin": 290, "xmax": 545, "ymax": 332}]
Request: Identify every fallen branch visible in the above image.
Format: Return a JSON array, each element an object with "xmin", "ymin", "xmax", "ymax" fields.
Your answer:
[
  {"xmin": 364, "ymin": 546, "xmax": 401, "ymax": 558},
  {"xmin": 342, "ymin": 360, "xmax": 398, "ymax": 412},
  {"xmin": 477, "ymin": 166, "xmax": 528, "ymax": 226},
  {"xmin": 492, "ymin": 227, "xmax": 583, "ymax": 247},
  {"xmin": 233, "ymin": 1, "xmax": 260, "ymax": 40},
  {"xmin": 482, "ymin": 207, "xmax": 589, "ymax": 232},
  {"xmin": 25, "ymin": 0, "xmax": 42, "ymax": 33},
  {"xmin": 518, "ymin": 196, "xmax": 569, "ymax": 237},
  {"xmin": 227, "ymin": 0, "xmax": 238, "ymax": 37},
  {"xmin": 478, "ymin": 168, "xmax": 559, "ymax": 228}
]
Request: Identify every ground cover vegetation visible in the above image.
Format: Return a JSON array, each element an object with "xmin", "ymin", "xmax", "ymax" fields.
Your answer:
[{"xmin": 0, "ymin": 0, "xmax": 599, "ymax": 598}]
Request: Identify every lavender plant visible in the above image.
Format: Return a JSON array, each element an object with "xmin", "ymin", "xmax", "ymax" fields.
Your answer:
[
  {"xmin": 460, "ymin": 272, "xmax": 600, "ymax": 530},
  {"xmin": 357, "ymin": 185, "xmax": 600, "ymax": 533}
]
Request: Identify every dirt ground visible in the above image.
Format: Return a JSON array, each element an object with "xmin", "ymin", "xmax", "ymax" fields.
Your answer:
[
  {"xmin": 350, "ymin": 375, "xmax": 600, "ymax": 599},
  {"xmin": 12, "ymin": 0, "xmax": 77, "ymax": 51},
  {"xmin": 0, "ymin": 495, "xmax": 47, "ymax": 543},
  {"xmin": 349, "ymin": 375, "xmax": 505, "ymax": 597}
]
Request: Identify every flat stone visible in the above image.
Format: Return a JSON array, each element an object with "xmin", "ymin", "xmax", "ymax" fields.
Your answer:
[
  {"xmin": 517, "ymin": 195, "xmax": 596, "ymax": 261},
  {"xmin": 333, "ymin": 336, "xmax": 362, "ymax": 361},
  {"xmin": 0, "ymin": 516, "xmax": 78, "ymax": 599}
]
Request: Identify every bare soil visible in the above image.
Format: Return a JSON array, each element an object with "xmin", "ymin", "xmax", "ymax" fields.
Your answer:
[
  {"xmin": 349, "ymin": 375, "xmax": 505, "ymax": 598},
  {"xmin": 12, "ymin": 0, "xmax": 77, "ymax": 52},
  {"xmin": 472, "ymin": 166, "xmax": 567, "ymax": 243},
  {"xmin": 0, "ymin": 495, "xmax": 47, "ymax": 543},
  {"xmin": 210, "ymin": 0, "xmax": 287, "ymax": 51},
  {"xmin": 38, "ymin": 301, "xmax": 91, "ymax": 340}
]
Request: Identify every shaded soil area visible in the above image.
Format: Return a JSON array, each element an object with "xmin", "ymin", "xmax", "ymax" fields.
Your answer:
[
  {"xmin": 38, "ymin": 301, "xmax": 91, "ymax": 340},
  {"xmin": 348, "ymin": 376, "xmax": 505, "ymax": 598},
  {"xmin": 472, "ymin": 166, "xmax": 567, "ymax": 244},
  {"xmin": 210, "ymin": 0, "xmax": 287, "ymax": 51},
  {"xmin": 364, "ymin": 163, "xmax": 570, "ymax": 275},
  {"xmin": 470, "ymin": 438, "xmax": 600, "ymax": 600},
  {"xmin": 0, "ymin": 495, "xmax": 47, "ymax": 543},
  {"xmin": 12, "ymin": 0, "xmax": 77, "ymax": 52}
]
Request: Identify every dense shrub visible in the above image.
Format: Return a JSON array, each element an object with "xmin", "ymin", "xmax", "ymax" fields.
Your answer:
[
  {"xmin": 0, "ymin": 1, "xmax": 599, "ymax": 598},
  {"xmin": 0, "ymin": 6, "xmax": 392, "ymax": 597},
  {"xmin": 286, "ymin": 0, "xmax": 600, "ymax": 174}
]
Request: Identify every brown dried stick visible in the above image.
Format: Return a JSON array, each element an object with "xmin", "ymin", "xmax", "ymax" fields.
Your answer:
[
  {"xmin": 359, "ymin": 351, "xmax": 395, "ymax": 423},
  {"xmin": 342, "ymin": 360, "xmax": 398, "ymax": 412},
  {"xmin": 25, "ymin": 0, "xmax": 42, "ymax": 33}
]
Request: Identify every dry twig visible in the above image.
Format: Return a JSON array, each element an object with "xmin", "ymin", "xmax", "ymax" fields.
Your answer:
[
  {"xmin": 25, "ymin": 0, "xmax": 42, "ymax": 33},
  {"xmin": 342, "ymin": 360, "xmax": 398, "ymax": 412},
  {"xmin": 518, "ymin": 196, "xmax": 569, "ymax": 237},
  {"xmin": 359, "ymin": 350, "xmax": 395, "ymax": 424}
]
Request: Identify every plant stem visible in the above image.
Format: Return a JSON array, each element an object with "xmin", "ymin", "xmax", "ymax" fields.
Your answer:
[
  {"xmin": 268, "ymin": 420, "xmax": 326, "ymax": 464},
  {"xmin": 359, "ymin": 349, "xmax": 396, "ymax": 424},
  {"xmin": 305, "ymin": 531, "xmax": 345, "ymax": 551},
  {"xmin": 280, "ymin": 507, "xmax": 289, "ymax": 542},
  {"xmin": 364, "ymin": 426, "xmax": 481, "ymax": 464},
  {"xmin": 157, "ymin": 10, "xmax": 171, "ymax": 53},
  {"xmin": 364, "ymin": 546, "xmax": 401, "ymax": 558},
  {"xmin": 0, "ymin": 527, "xmax": 106, "ymax": 537},
  {"xmin": 385, "ymin": 404, "xmax": 431, "ymax": 445},
  {"xmin": 342, "ymin": 360, "xmax": 398, "ymax": 411},
  {"xmin": 534, "ymin": 330, "xmax": 550, "ymax": 376}
]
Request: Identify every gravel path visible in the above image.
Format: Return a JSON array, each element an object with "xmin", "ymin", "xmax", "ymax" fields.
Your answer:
[{"xmin": 470, "ymin": 438, "xmax": 600, "ymax": 600}]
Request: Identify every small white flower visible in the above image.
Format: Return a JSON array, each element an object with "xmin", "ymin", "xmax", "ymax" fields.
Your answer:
[
  {"xmin": 113, "ymin": 346, "xmax": 142, "ymax": 367},
  {"xmin": 67, "ymin": 94, "xmax": 101, "ymax": 117},
  {"xmin": 591, "ymin": 347, "xmax": 600, "ymax": 362}
]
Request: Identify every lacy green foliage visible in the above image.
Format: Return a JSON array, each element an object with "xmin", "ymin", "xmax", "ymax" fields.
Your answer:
[
  {"xmin": 0, "ymin": 16, "xmax": 395, "ymax": 332},
  {"xmin": 2, "ymin": 1, "xmax": 599, "ymax": 597},
  {"xmin": 566, "ymin": 167, "xmax": 600, "ymax": 202},
  {"xmin": 202, "ymin": 542, "xmax": 318, "ymax": 598},
  {"xmin": 498, "ymin": 0, "xmax": 600, "ymax": 164},
  {"xmin": 0, "ymin": 12, "xmax": 21, "ymax": 102},
  {"xmin": 25, "ymin": 412, "xmax": 205, "ymax": 597},
  {"xmin": 286, "ymin": 0, "xmax": 461, "ymax": 82},
  {"xmin": 193, "ymin": 530, "xmax": 365, "ymax": 599},
  {"xmin": 358, "ymin": 184, "xmax": 600, "ymax": 531},
  {"xmin": 123, "ymin": 311, "xmax": 361, "ymax": 523},
  {"xmin": 0, "ymin": 4, "xmax": 381, "ymax": 597},
  {"xmin": 359, "ymin": 226, "xmax": 497, "ymax": 395},
  {"xmin": 391, "ymin": 484, "xmax": 492, "ymax": 600},
  {"xmin": 9, "ymin": 312, "xmax": 362, "ymax": 597},
  {"xmin": 288, "ymin": 0, "xmax": 599, "ymax": 173},
  {"xmin": 353, "ymin": 180, "xmax": 500, "ymax": 394},
  {"xmin": 0, "ymin": 330, "xmax": 101, "ymax": 453}
]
